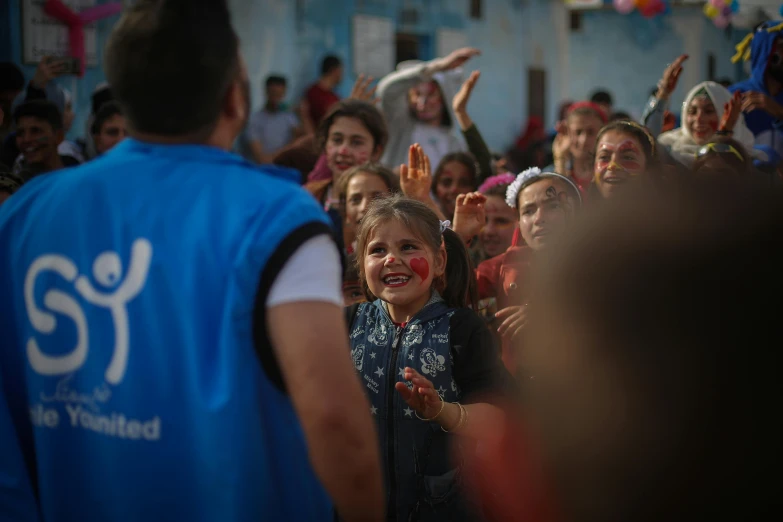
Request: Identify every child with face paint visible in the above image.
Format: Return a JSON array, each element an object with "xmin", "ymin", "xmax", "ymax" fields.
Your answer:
[
  {"xmin": 376, "ymin": 48, "xmax": 480, "ymax": 170},
  {"xmin": 593, "ymin": 121, "xmax": 658, "ymax": 200},
  {"xmin": 459, "ymin": 168, "xmax": 581, "ymax": 374},
  {"xmin": 346, "ymin": 194, "xmax": 509, "ymax": 522}
]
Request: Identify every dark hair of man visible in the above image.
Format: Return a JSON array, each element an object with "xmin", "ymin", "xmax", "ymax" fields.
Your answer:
[
  {"xmin": 13, "ymin": 100, "xmax": 63, "ymax": 130},
  {"xmin": 590, "ymin": 90, "xmax": 613, "ymax": 106},
  {"xmin": 0, "ymin": 62, "xmax": 25, "ymax": 92},
  {"xmin": 265, "ymin": 75, "xmax": 287, "ymax": 89},
  {"xmin": 91, "ymin": 101, "xmax": 123, "ymax": 135},
  {"xmin": 104, "ymin": 0, "xmax": 240, "ymax": 141},
  {"xmin": 321, "ymin": 55, "xmax": 342, "ymax": 76}
]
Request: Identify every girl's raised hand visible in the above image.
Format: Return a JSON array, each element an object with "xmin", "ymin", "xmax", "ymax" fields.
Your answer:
[
  {"xmin": 452, "ymin": 192, "xmax": 486, "ymax": 244},
  {"xmin": 400, "ymin": 144, "xmax": 433, "ymax": 202},
  {"xmin": 656, "ymin": 54, "xmax": 688, "ymax": 100},
  {"xmin": 395, "ymin": 367, "xmax": 443, "ymax": 419},
  {"xmin": 453, "ymin": 70, "xmax": 480, "ymax": 115},
  {"xmin": 349, "ymin": 74, "xmax": 379, "ymax": 104}
]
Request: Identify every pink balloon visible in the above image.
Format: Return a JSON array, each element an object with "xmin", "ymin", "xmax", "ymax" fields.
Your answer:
[
  {"xmin": 714, "ymin": 14, "xmax": 730, "ymax": 28},
  {"xmin": 614, "ymin": 0, "xmax": 636, "ymax": 14},
  {"xmin": 43, "ymin": 0, "xmax": 123, "ymax": 77},
  {"xmin": 709, "ymin": 0, "xmax": 725, "ymax": 7}
]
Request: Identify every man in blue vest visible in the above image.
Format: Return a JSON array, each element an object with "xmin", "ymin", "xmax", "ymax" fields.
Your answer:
[{"xmin": 0, "ymin": 1, "xmax": 383, "ymax": 521}]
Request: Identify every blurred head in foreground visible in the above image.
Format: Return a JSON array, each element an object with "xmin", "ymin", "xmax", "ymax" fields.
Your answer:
[{"xmin": 520, "ymin": 180, "xmax": 782, "ymax": 522}]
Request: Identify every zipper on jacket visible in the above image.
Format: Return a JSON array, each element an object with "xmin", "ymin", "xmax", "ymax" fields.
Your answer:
[{"xmin": 386, "ymin": 325, "xmax": 403, "ymax": 521}]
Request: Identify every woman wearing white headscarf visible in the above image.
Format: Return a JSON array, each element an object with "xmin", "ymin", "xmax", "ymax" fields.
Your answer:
[
  {"xmin": 657, "ymin": 81, "xmax": 760, "ymax": 167},
  {"xmin": 642, "ymin": 57, "xmax": 761, "ymax": 167}
]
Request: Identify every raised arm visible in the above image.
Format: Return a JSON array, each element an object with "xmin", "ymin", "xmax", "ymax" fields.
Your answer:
[
  {"xmin": 376, "ymin": 48, "xmax": 481, "ymax": 125},
  {"xmin": 453, "ymin": 71, "xmax": 493, "ymax": 181},
  {"xmin": 644, "ymin": 55, "xmax": 688, "ymax": 137}
]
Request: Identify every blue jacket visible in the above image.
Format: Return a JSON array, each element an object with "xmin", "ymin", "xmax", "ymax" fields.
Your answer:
[
  {"xmin": 0, "ymin": 139, "xmax": 333, "ymax": 521},
  {"xmin": 347, "ymin": 295, "xmax": 503, "ymax": 522},
  {"xmin": 729, "ymin": 21, "xmax": 783, "ymax": 158}
]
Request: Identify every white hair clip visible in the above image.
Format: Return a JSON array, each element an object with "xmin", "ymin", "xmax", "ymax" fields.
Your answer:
[
  {"xmin": 505, "ymin": 167, "xmax": 542, "ymax": 208},
  {"xmin": 439, "ymin": 220, "xmax": 451, "ymax": 234},
  {"xmin": 505, "ymin": 167, "xmax": 583, "ymax": 208}
]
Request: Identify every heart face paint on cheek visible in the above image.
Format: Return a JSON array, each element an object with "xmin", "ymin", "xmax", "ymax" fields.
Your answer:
[{"xmin": 409, "ymin": 257, "xmax": 430, "ymax": 283}]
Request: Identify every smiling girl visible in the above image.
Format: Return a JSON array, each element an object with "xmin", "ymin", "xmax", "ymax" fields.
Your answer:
[
  {"xmin": 345, "ymin": 194, "xmax": 507, "ymax": 522},
  {"xmin": 304, "ymin": 100, "xmax": 388, "ymax": 246},
  {"xmin": 433, "ymin": 152, "xmax": 479, "ymax": 219},
  {"xmin": 337, "ymin": 163, "xmax": 400, "ymax": 253},
  {"xmin": 646, "ymin": 57, "xmax": 758, "ymax": 168},
  {"xmin": 593, "ymin": 121, "xmax": 657, "ymax": 199}
]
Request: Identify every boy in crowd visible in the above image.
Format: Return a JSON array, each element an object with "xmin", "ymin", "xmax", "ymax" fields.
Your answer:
[
  {"xmin": 12, "ymin": 100, "xmax": 69, "ymax": 180},
  {"xmin": 91, "ymin": 101, "xmax": 127, "ymax": 156}
]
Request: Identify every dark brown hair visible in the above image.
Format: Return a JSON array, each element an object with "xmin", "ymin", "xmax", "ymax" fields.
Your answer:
[
  {"xmin": 595, "ymin": 120, "xmax": 657, "ymax": 165},
  {"xmin": 355, "ymin": 194, "xmax": 477, "ymax": 310},
  {"xmin": 336, "ymin": 162, "xmax": 400, "ymax": 215},
  {"xmin": 316, "ymin": 99, "xmax": 388, "ymax": 154},
  {"xmin": 691, "ymin": 136, "xmax": 750, "ymax": 176},
  {"xmin": 433, "ymin": 152, "xmax": 480, "ymax": 190},
  {"xmin": 104, "ymin": 0, "xmax": 240, "ymax": 139}
]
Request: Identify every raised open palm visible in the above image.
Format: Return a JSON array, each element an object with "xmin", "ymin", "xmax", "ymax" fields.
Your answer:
[
  {"xmin": 395, "ymin": 367, "xmax": 442, "ymax": 419},
  {"xmin": 452, "ymin": 192, "xmax": 486, "ymax": 244},
  {"xmin": 400, "ymin": 144, "xmax": 432, "ymax": 202}
]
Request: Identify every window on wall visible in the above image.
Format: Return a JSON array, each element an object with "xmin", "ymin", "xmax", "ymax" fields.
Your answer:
[
  {"xmin": 396, "ymin": 33, "xmax": 420, "ymax": 64},
  {"xmin": 470, "ymin": 0, "xmax": 483, "ymax": 20}
]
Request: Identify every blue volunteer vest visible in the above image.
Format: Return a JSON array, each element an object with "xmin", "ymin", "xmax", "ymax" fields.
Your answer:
[{"xmin": 0, "ymin": 139, "xmax": 333, "ymax": 521}]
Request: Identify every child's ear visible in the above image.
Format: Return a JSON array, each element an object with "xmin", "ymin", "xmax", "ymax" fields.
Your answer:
[{"xmin": 436, "ymin": 242, "xmax": 448, "ymax": 276}]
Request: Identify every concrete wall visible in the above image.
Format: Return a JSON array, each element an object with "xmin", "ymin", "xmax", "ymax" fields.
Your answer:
[{"xmin": 566, "ymin": 7, "xmax": 743, "ymax": 120}]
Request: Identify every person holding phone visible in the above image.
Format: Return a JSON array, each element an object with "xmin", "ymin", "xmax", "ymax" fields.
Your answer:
[{"xmin": 2, "ymin": 56, "xmax": 83, "ymax": 169}]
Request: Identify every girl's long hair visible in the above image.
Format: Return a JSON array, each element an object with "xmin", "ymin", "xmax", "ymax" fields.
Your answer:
[{"xmin": 355, "ymin": 194, "xmax": 477, "ymax": 310}]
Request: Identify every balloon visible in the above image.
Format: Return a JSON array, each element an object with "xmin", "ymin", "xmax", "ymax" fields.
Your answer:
[
  {"xmin": 780, "ymin": 5, "xmax": 783, "ymax": 17},
  {"xmin": 614, "ymin": 0, "xmax": 636, "ymax": 15},
  {"xmin": 704, "ymin": 4, "xmax": 719, "ymax": 18},
  {"xmin": 731, "ymin": 1, "xmax": 740, "ymax": 14},
  {"xmin": 714, "ymin": 14, "xmax": 730, "ymax": 28},
  {"xmin": 635, "ymin": 0, "xmax": 651, "ymax": 8},
  {"xmin": 709, "ymin": 0, "xmax": 725, "ymax": 7}
]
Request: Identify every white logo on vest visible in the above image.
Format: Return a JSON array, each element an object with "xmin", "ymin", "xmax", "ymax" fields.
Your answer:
[
  {"xmin": 24, "ymin": 239, "xmax": 160, "ymax": 441},
  {"xmin": 25, "ymin": 238, "xmax": 152, "ymax": 384}
]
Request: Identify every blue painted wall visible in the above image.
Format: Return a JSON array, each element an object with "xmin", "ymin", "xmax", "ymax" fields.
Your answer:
[
  {"xmin": 567, "ymin": 7, "xmax": 744, "ymax": 121},
  {"xmin": 3, "ymin": 0, "xmax": 750, "ymax": 151}
]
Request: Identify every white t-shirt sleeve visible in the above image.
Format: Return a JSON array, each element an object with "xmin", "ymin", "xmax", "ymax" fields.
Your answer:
[{"xmin": 265, "ymin": 234, "xmax": 343, "ymax": 307}]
